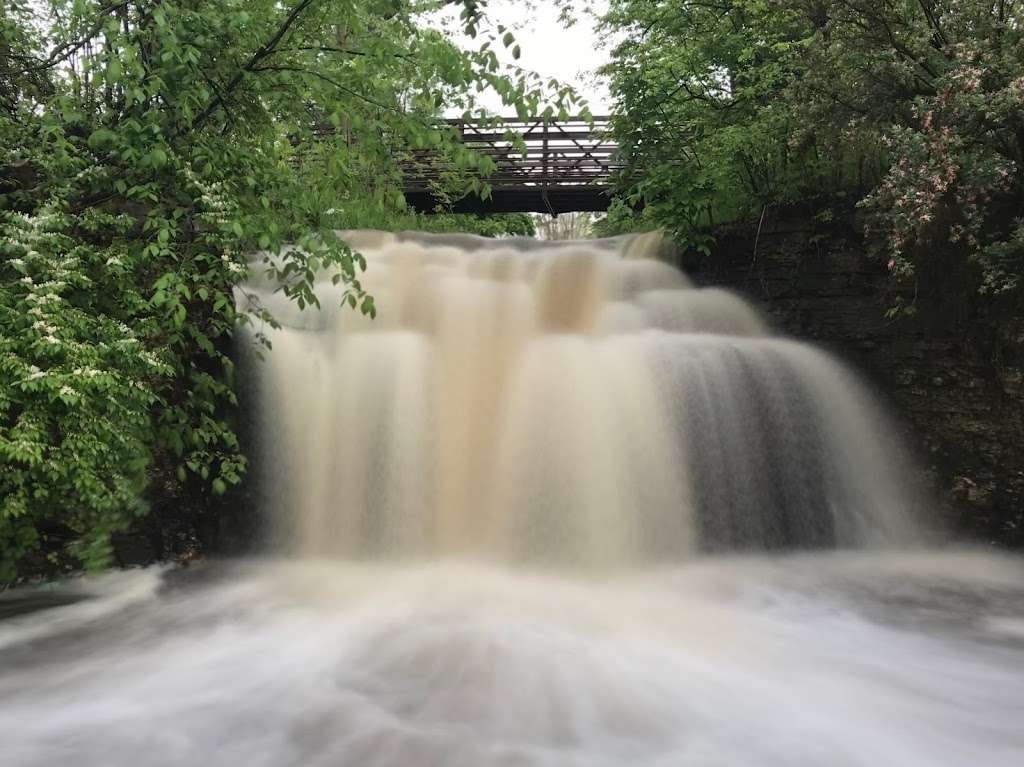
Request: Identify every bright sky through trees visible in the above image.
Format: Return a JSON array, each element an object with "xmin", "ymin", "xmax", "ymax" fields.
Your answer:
[{"xmin": 433, "ymin": 0, "xmax": 611, "ymax": 115}]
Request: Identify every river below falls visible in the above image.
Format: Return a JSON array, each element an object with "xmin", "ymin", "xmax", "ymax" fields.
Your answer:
[{"xmin": 2, "ymin": 550, "xmax": 1023, "ymax": 766}]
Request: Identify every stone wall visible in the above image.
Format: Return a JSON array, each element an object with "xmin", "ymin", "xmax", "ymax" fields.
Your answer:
[{"xmin": 686, "ymin": 214, "xmax": 1024, "ymax": 546}]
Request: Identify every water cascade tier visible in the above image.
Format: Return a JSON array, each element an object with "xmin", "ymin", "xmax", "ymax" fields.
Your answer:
[{"xmin": 241, "ymin": 231, "xmax": 917, "ymax": 563}]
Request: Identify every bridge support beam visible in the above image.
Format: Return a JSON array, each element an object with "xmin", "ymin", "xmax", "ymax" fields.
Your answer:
[{"xmin": 405, "ymin": 188, "xmax": 615, "ymax": 216}]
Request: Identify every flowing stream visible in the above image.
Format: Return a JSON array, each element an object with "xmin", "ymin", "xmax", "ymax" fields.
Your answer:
[{"xmin": 2, "ymin": 232, "xmax": 1023, "ymax": 766}]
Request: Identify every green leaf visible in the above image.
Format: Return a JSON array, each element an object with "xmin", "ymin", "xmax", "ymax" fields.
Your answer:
[
  {"xmin": 147, "ymin": 148, "xmax": 168, "ymax": 169},
  {"xmin": 106, "ymin": 58, "xmax": 122, "ymax": 83},
  {"xmin": 87, "ymin": 128, "xmax": 117, "ymax": 151}
]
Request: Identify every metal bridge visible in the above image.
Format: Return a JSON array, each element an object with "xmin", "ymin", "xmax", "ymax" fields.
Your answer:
[{"xmin": 402, "ymin": 117, "xmax": 621, "ymax": 215}]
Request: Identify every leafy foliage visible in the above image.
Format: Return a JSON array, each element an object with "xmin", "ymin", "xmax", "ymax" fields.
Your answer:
[
  {"xmin": 0, "ymin": 0, "xmax": 571, "ymax": 581},
  {"xmin": 600, "ymin": 1, "xmax": 1024, "ymax": 300}
]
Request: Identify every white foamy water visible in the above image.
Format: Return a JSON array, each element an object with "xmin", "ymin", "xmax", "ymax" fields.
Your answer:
[
  {"xmin": 3, "ymin": 232, "xmax": 1021, "ymax": 766},
  {"xmin": 1, "ymin": 553, "xmax": 1023, "ymax": 766}
]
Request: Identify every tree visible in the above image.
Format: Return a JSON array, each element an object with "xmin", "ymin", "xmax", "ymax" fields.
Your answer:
[
  {"xmin": 0, "ymin": 0, "xmax": 577, "ymax": 581},
  {"xmin": 536, "ymin": 212, "xmax": 594, "ymax": 240},
  {"xmin": 600, "ymin": 1, "xmax": 1024, "ymax": 303}
]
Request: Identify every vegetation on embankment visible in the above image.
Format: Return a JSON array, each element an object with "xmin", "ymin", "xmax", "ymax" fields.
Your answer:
[
  {"xmin": 598, "ymin": 0, "xmax": 1024, "ymax": 319},
  {"xmin": 0, "ymin": 0, "xmax": 576, "ymax": 583},
  {"xmin": 592, "ymin": 0, "xmax": 1024, "ymax": 545}
]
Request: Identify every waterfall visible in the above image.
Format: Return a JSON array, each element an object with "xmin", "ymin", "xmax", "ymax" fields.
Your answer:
[
  {"xmin": 239, "ymin": 230, "xmax": 918, "ymax": 563},
  {"xmin": 6, "ymin": 231, "xmax": 1024, "ymax": 767}
]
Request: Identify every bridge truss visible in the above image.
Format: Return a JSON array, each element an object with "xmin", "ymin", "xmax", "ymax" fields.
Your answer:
[{"xmin": 402, "ymin": 116, "xmax": 622, "ymax": 215}]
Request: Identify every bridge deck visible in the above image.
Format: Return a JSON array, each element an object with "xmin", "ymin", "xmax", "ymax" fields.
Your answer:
[{"xmin": 403, "ymin": 117, "xmax": 621, "ymax": 215}]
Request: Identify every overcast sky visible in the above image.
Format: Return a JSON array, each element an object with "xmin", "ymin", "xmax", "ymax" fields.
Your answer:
[{"xmin": 432, "ymin": 1, "xmax": 613, "ymax": 115}]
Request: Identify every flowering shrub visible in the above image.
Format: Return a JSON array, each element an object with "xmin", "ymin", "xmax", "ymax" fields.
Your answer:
[
  {"xmin": 0, "ymin": 211, "xmax": 161, "ymax": 577},
  {"xmin": 863, "ymin": 50, "xmax": 1024, "ymax": 299}
]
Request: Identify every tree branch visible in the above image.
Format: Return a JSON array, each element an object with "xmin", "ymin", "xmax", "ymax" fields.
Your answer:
[
  {"xmin": 276, "ymin": 45, "xmax": 415, "ymax": 62},
  {"xmin": 191, "ymin": 0, "xmax": 318, "ymax": 131},
  {"xmin": 250, "ymin": 64, "xmax": 395, "ymax": 112},
  {"xmin": 3, "ymin": 1, "xmax": 131, "ymax": 74}
]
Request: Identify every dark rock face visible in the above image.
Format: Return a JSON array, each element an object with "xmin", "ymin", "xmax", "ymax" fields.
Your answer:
[{"xmin": 688, "ymin": 216, "xmax": 1024, "ymax": 547}]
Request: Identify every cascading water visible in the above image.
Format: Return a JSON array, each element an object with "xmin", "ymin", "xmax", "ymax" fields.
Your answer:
[
  {"xmin": 247, "ymin": 230, "xmax": 916, "ymax": 562},
  {"xmin": 1, "ymin": 232, "xmax": 1023, "ymax": 767}
]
